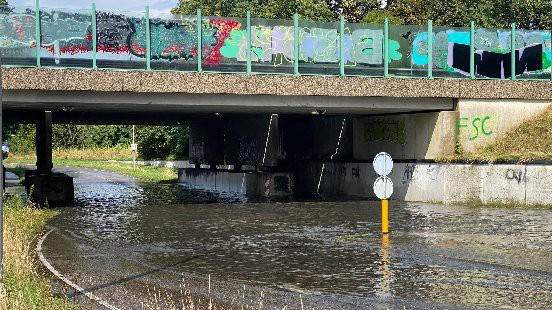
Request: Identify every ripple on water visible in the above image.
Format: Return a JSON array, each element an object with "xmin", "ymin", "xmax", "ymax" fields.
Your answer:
[{"xmin": 45, "ymin": 177, "xmax": 552, "ymax": 309}]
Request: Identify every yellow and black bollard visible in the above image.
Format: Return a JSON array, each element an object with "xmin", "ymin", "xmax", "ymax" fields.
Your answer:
[{"xmin": 381, "ymin": 199, "xmax": 389, "ymax": 234}]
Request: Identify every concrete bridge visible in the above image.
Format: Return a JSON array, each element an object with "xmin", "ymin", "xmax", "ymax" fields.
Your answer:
[
  {"xmin": 4, "ymin": 66, "xmax": 552, "ymax": 202},
  {"xmin": 2, "ymin": 5, "xmax": 552, "ymax": 202}
]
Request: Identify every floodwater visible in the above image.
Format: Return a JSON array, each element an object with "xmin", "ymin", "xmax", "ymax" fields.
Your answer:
[{"xmin": 39, "ymin": 167, "xmax": 552, "ymax": 309}]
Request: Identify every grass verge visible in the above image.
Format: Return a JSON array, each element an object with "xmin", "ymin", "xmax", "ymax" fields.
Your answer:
[
  {"xmin": 11, "ymin": 148, "xmax": 134, "ymax": 162},
  {"xmin": 440, "ymin": 105, "xmax": 552, "ymax": 163},
  {"xmin": 54, "ymin": 160, "xmax": 178, "ymax": 183},
  {"xmin": 0, "ymin": 195, "xmax": 76, "ymax": 309},
  {"xmin": 5, "ymin": 156, "xmax": 178, "ymax": 183}
]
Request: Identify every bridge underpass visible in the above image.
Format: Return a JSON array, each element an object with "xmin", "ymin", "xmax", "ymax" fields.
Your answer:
[
  {"xmin": 4, "ymin": 67, "xmax": 552, "ymax": 201},
  {"xmin": 4, "ymin": 85, "xmax": 458, "ymax": 202}
]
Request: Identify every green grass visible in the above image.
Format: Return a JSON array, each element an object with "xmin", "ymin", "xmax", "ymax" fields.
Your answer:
[
  {"xmin": 5, "ymin": 156, "xmax": 178, "ymax": 183},
  {"xmin": 0, "ymin": 195, "xmax": 77, "ymax": 309},
  {"xmin": 53, "ymin": 159, "xmax": 178, "ymax": 183},
  {"xmin": 440, "ymin": 105, "xmax": 552, "ymax": 163}
]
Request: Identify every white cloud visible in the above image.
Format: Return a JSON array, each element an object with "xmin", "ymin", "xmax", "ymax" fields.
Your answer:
[{"xmin": 13, "ymin": 0, "xmax": 178, "ymax": 13}]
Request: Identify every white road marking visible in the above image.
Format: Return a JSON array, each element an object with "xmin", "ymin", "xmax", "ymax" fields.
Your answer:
[{"xmin": 36, "ymin": 229, "xmax": 121, "ymax": 310}]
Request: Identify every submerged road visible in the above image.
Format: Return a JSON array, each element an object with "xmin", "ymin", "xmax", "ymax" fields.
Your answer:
[{"xmin": 38, "ymin": 167, "xmax": 552, "ymax": 309}]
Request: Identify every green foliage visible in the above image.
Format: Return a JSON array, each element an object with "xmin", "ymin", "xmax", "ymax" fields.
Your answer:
[
  {"xmin": 327, "ymin": 0, "xmax": 380, "ymax": 22},
  {"xmin": 0, "ymin": 0, "xmax": 7, "ymax": 6},
  {"xmin": 52, "ymin": 125, "xmax": 131, "ymax": 149},
  {"xmin": 172, "ymin": 0, "xmax": 335, "ymax": 21},
  {"xmin": 4, "ymin": 124, "xmax": 36, "ymax": 154},
  {"xmin": 136, "ymin": 126, "xmax": 188, "ymax": 160},
  {"xmin": 52, "ymin": 160, "xmax": 178, "ymax": 183},
  {"xmin": 388, "ymin": 0, "xmax": 552, "ymax": 29},
  {"xmin": 1, "ymin": 194, "xmax": 76, "ymax": 309},
  {"xmin": 173, "ymin": 0, "xmax": 552, "ymax": 28},
  {"xmin": 362, "ymin": 10, "xmax": 404, "ymax": 25},
  {"xmin": 4, "ymin": 124, "xmax": 189, "ymax": 160}
]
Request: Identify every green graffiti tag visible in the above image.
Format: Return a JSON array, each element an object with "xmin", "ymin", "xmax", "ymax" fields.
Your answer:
[
  {"xmin": 363, "ymin": 120, "xmax": 406, "ymax": 145},
  {"xmin": 457, "ymin": 115, "xmax": 494, "ymax": 141}
]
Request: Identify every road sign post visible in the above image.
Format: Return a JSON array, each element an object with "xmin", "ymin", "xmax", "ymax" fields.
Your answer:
[{"xmin": 373, "ymin": 152, "xmax": 393, "ymax": 234}]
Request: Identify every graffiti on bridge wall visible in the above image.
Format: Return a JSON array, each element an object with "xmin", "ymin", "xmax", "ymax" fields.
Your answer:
[
  {"xmin": 0, "ymin": 9, "xmax": 403, "ymax": 66},
  {"xmin": 456, "ymin": 115, "xmax": 494, "ymax": 142},
  {"xmin": 506, "ymin": 168, "xmax": 525, "ymax": 184},
  {"xmin": 324, "ymin": 164, "xmax": 362, "ymax": 179},
  {"xmin": 412, "ymin": 29, "xmax": 552, "ymax": 78},
  {"xmin": 238, "ymin": 139, "xmax": 258, "ymax": 165},
  {"xmin": 219, "ymin": 26, "xmax": 402, "ymax": 65},
  {"xmin": 362, "ymin": 120, "xmax": 406, "ymax": 145},
  {"xmin": 0, "ymin": 7, "xmax": 551, "ymax": 78}
]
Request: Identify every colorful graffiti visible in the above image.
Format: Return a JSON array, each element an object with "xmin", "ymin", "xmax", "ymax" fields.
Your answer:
[
  {"xmin": 0, "ymin": 6, "xmax": 551, "ymax": 77},
  {"xmin": 412, "ymin": 30, "xmax": 552, "ymax": 78},
  {"xmin": 219, "ymin": 27, "xmax": 402, "ymax": 64}
]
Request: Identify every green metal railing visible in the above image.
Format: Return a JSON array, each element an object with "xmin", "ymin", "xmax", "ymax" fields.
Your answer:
[{"xmin": 1, "ymin": 2, "xmax": 551, "ymax": 82}]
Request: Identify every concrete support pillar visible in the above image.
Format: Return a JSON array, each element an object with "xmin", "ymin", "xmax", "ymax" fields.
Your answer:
[
  {"xmin": 25, "ymin": 110, "xmax": 74, "ymax": 205},
  {"xmin": 36, "ymin": 111, "xmax": 53, "ymax": 174},
  {"xmin": 188, "ymin": 117, "xmax": 224, "ymax": 166}
]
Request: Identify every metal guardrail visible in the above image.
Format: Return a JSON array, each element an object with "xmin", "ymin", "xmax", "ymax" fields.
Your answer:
[{"xmin": 0, "ymin": 2, "xmax": 551, "ymax": 81}]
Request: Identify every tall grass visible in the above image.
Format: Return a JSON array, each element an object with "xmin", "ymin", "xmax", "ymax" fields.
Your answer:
[
  {"xmin": 9, "ymin": 147, "xmax": 134, "ymax": 162},
  {"xmin": 0, "ymin": 194, "xmax": 76, "ymax": 309}
]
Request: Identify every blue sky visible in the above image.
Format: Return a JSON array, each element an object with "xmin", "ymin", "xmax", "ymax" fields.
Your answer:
[{"xmin": 15, "ymin": 0, "xmax": 179, "ymax": 14}]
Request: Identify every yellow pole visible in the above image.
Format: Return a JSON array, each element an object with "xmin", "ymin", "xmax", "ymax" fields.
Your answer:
[{"xmin": 382, "ymin": 199, "xmax": 389, "ymax": 233}]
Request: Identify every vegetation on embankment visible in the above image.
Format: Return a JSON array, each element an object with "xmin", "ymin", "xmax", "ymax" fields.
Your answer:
[
  {"xmin": 54, "ymin": 160, "xmax": 178, "ymax": 183},
  {"xmin": 440, "ymin": 105, "xmax": 552, "ymax": 163},
  {"xmin": 6, "ymin": 154, "xmax": 178, "ymax": 183},
  {"xmin": 0, "ymin": 195, "xmax": 76, "ymax": 309}
]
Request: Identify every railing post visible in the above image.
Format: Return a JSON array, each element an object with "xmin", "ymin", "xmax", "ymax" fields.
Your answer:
[
  {"xmin": 197, "ymin": 8, "xmax": 202, "ymax": 72},
  {"xmin": 470, "ymin": 21, "xmax": 475, "ymax": 79},
  {"xmin": 294, "ymin": 13, "xmax": 299, "ymax": 75},
  {"xmin": 511, "ymin": 23, "xmax": 516, "ymax": 80},
  {"xmin": 145, "ymin": 5, "xmax": 151, "ymax": 70},
  {"xmin": 427, "ymin": 20, "xmax": 433, "ymax": 79},
  {"xmin": 35, "ymin": 0, "xmax": 41, "ymax": 68},
  {"xmin": 339, "ymin": 15, "xmax": 345, "ymax": 76},
  {"xmin": 246, "ymin": 10, "xmax": 251, "ymax": 74},
  {"xmin": 92, "ymin": 3, "xmax": 97, "ymax": 69},
  {"xmin": 384, "ymin": 17, "xmax": 389, "ymax": 77}
]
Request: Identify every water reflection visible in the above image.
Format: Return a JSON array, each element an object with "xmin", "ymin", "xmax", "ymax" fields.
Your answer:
[{"xmin": 44, "ymin": 169, "xmax": 552, "ymax": 309}]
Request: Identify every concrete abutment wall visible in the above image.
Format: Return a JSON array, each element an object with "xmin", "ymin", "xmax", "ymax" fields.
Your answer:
[
  {"xmin": 308, "ymin": 162, "xmax": 552, "ymax": 206},
  {"xmin": 179, "ymin": 98, "xmax": 552, "ymax": 203}
]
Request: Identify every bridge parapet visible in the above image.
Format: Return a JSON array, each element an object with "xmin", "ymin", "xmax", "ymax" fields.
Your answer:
[
  {"xmin": 0, "ymin": 4, "xmax": 551, "ymax": 83},
  {"xmin": 3, "ymin": 67, "xmax": 552, "ymax": 100}
]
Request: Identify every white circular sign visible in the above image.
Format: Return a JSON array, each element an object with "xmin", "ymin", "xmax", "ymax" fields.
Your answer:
[
  {"xmin": 373, "ymin": 176, "xmax": 394, "ymax": 200},
  {"xmin": 373, "ymin": 152, "xmax": 393, "ymax": 176}
]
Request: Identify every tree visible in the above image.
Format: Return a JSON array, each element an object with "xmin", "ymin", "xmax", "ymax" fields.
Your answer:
[
  {"xmin": 389, "ymin": 0, "xmax": 552, "ymax": 29},
  {"xmin": 362, "ymin": 9, "xmax": 404, "ymax": 24},
  {"xmin": 172, "ymin": 0, "xmax": 334, "ymax": 21},
  {"xmin": 326, "ymin": 0, "xmax": 381, "ymax": 22},
  {"xmin": 0, "ymin": 1, "xmax": 8, "ymax": 6},
  {"xmin": 136, "ymin": 126, "xmax": 188, "ymax": 160}
]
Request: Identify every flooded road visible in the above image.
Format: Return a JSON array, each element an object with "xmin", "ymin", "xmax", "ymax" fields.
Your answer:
[{"xmin": 40, "ymin": 167, "xmax": 552, "ymax": 309}]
